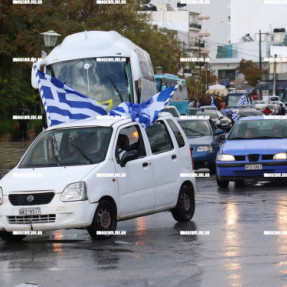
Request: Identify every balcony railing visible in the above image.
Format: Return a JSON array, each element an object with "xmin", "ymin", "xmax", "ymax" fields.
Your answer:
[{"xmin": 189, "ymin": 23, "xmax": 202, "ymax": 30}]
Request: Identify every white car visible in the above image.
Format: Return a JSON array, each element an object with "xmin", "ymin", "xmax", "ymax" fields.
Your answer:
[{"xmin": 0, "ymin": 115, "xmax": 196, "ymax": 242}]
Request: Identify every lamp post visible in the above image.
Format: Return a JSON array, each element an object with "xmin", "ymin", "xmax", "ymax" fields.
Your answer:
[{"xmin": 41, "ymin": 30, "xmax": 61, "ymax": 47}]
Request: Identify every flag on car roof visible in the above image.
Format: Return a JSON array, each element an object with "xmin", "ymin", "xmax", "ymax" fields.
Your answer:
[
  {"xmin": 35, "ymin": 68, "xmax": 107, "ymax": 127},
  {"xmin": 211, "ymin": 94, "xmax": 215, "ymax": 106},
  {"xmin": 109, "ymin": 85, "xmax": 178, "ymax": 128},
  {"xmin": 237, "ymin": 95, "xmax": 248, "ymax": 106},
  {"xmin": 232, "ymin": 110, "xmax": 239, "ymax": 122}
]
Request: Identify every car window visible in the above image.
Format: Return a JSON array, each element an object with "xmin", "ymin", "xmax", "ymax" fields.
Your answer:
[
  {"xmin": 167, "ymin": 119, "xmax": 185, "ymax": 148},
  {"xmin": 146, "ymin": 121, "xmax": 174, "ymax": 153},
  {"xmin": 115, "ymin": 125, "xmax": 146, "ymax": 163}
]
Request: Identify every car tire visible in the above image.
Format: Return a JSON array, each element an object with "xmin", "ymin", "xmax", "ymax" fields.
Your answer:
[
  {"xmin": 172, "ymin": 186, "xmax": 195, "ymax": 222},
  {"xmin": 87, "ymin": 200, "xmax": 117, "ymax": 240},
  {"xmin": 216, "ymin": 176, "xmax": 229, "ymax": 188},
  {"xmin": 0, "ymin": 231, "xmax": 25, "ymax": 243}
]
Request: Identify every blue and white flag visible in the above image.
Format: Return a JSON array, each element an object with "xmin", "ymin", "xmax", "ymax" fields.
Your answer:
[
  {"xmin": 232, "ymin": 110, "xmax": 239, "ymax": 122},
  {"xmin": 35, "ymin": 68, "xmax": 107, "ymax": 127},
  {"xmin": 237, "ymin": 95, "xmax": 248, "ymax": 106},
  {"xmin": 211, "ymin": 94, "xmax": 215, "ymax": 106},
  {"xmin": 110, "ymin": 86, "xmax": 178, "ymax": 128}
]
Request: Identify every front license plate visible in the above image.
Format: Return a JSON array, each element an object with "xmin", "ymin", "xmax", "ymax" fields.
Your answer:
[
  {"xmin": 245, "ymin": 164, "xmax": 262, "ymax": 170},
  {"xmin": 19, "ymin": 208, "xmax": 41, "ymax": 216}
]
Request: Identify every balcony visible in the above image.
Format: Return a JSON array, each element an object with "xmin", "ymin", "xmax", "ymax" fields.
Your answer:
[
  {"xmin": 189, "ymin": 23, "xmax": 202, "ymax": 30},
  {"xmin": 199, "ymin": 32, "xmax": 210, "ymax": 37}
]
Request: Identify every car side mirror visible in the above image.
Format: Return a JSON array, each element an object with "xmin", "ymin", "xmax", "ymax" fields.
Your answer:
[
  {"xmin": 120, "ymin": 150, "xmax": 138, "ymax": 167},
  {"xmin": 215, "ymin": 129, "xmax": 223, "ymax": 135}
]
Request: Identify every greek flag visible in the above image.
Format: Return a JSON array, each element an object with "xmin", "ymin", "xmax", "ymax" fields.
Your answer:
[
  {"xmin": 35, "ymin": 68, "xmax": 107, "ymax": 127},
  {"xmin": 110, "ymin": 85, "xmax": 178, "ymax": 128},
  {"xmin": 36, "ymin": 68, "xmax": 178, "ymax": 128},
  {"xmin": 211, "ymin": 94, "xmax": 215, "ymax": 106},
  {"xmin": 232, "ymin": 110, "xmax": 239, "ymax": 122},
  {"xmin": 237, "ymin": 95, "xmax": 248, "ymax": 106}
]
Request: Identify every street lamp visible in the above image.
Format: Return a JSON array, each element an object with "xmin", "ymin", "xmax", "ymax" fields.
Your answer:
[
  {"xmin": 156, "ymin": 66, "xmax": 163, "ymax": 75},
  {"xmin": 41, "ymin": 30, "xmax": 61, "ymax": 48}
]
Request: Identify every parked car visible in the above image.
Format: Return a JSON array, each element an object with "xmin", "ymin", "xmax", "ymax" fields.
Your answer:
[
  {"xmin": 178, "ymin": 118, "xmax": 224, "ymax": 172},
  {"xmin": 216, "ymin": 116, "xmax": 287, "ymax": 187},
  {"xmin": 0, "ymin": 114, "xmax": 196, "ymax": 242}
]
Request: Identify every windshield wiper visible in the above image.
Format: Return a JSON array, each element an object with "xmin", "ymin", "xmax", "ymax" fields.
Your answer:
[
  {"xmin": 184, "ymin": 128, "xmax": 206, "ymax": 136},
  {"xmin": 109, "ymin": 77, "xmax": 124, "ymax": 103},
  {"xmin": 69, "ymin": 142, "xmax": 93, "ymax": 163}
]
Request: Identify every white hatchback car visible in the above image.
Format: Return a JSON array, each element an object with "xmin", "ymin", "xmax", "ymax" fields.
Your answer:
[{"xmin": 0, "ymin": 114, "xmax": 196, "ymax": 242}]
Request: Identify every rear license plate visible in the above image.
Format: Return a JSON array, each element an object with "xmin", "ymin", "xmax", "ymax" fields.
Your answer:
[
  {"xmin": 19, "ymin": 208, "xmax": 41, "ymax": 216},
  {"xmin": 245, "ymin": 164, "xmax": 262, "ymax": 170}
]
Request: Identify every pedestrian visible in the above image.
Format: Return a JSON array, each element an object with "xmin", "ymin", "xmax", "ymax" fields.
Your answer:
[
  {"xmin": 263, "ymin": 106, "xmax": 272, "ymax": 115},
  {"xmin": 278, "ymin": 103, "xmax": 286, "ymax": 115}
]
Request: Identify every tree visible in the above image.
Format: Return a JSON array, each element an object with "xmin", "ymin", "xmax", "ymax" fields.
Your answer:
[
  {"xmin": 237, "ymin": 59, "xmax": 263, "ymax": 87},
  {"xmin": 0, "ymin": 0, "xmax": 182, "ymax": 119}
]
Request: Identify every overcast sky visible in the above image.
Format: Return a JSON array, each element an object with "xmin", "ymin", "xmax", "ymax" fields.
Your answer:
[{"xmin": 152, "ymin": 0, "xmax": 287, "ymax": 43}]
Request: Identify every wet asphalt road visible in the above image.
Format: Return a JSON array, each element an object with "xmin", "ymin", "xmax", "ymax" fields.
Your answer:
[{"xmin": 1, "ymin": 143, "xmax": 287, "ymax": 287}]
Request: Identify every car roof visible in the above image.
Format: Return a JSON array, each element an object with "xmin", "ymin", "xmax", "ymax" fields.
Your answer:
[{"xmin": 47, "ymin": 114, "xmax": 175, "ymax": 131}]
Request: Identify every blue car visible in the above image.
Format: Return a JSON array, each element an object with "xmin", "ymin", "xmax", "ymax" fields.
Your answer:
[
  {"xmin": 216, "ymin": 116, "xmax": 287, "ymax": 187},
  {"xmin": 178, "ymin": 119, "xmax": 224, "ymax": 172}
]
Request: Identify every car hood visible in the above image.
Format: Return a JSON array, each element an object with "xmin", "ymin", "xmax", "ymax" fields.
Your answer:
[
  {"xmin": 0, "ymin": 164, "xmax": 98, "ymax": 193},
  {"xmin": 221, "ymin": 139, "xmax": 287, "ymax": 155},
  {"xmin": 187, "ymin": 135, "xmax": 214, "ymax": 146}
]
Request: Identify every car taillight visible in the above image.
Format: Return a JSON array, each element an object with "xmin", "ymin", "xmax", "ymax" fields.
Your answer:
[{"xmin": 190, "ymin": 148, "xmax": 194, "ymax": 170}]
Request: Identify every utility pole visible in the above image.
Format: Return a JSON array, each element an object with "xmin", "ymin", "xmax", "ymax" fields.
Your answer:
[
  {"xmin": 199, "ymin": 39, "xmax": 201, "ymax": 74},
  {"xmin": 273, "ymin": 54, "xmax": 277, "ymax": 96},
  {"xmin": 259, "ymin": 30, "xmax": 262, "ymax": 99}
]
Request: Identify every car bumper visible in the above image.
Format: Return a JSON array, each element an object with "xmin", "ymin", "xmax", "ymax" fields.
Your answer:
[
  {"xmin": 0, "ymin": 194, "xmax": 98, "ymax": 232},
  {"xmin": 216, "ymin": 161, "xmax": 287, "ymax": 180}
]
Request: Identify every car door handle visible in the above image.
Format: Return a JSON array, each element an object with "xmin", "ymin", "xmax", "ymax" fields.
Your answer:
[
  {"xmin": 142, "ymin": 162, "xmax": 149, "ymax": 167},
  {"xmin": 171, "ymin": 155, "xmax": 177, "ymax": 160}
]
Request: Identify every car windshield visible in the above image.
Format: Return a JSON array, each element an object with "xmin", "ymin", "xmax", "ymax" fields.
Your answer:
[
  {"xmin": 178, "ymin": 120, "xmax": 211, "ymax": 137},
  {"xmin": 228, "ymin": 119, "xmax": 287, "ymax": 140},
  {"xmin": 19, "ymin": 127, "xmax": 113, "ymax": 168},
  {"xmin": 46, "ymin": 57, "xmax": 133, "ymax": 111}
]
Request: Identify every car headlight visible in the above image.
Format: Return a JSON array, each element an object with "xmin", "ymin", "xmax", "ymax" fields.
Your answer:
[
  {"xmin": 273, "ymin": 152, "xmax": 287, "ymax": 160},
  {"xmin": 0, "ymin": 187, "xmax": 3, "ymax": 205},
  {"xmin": 61, "ymin": 182, "xmax": 87, "ymax": 202},
  {"xmin": 217, "ymin": 154, "xmax": 235, "ymax": 161},
  {"xmin": 196, "ymin": 146, "xmax": 213, "ymax": 152}
]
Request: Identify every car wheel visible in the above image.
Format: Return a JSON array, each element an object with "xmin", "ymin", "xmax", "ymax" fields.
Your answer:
[
  {"xmin": 216, "ymin": 176, "xmax": 229, "ymax": 188},
  {"xmin": 87, "ymin": 200, "xmax": 117, "ymax": 240},
  {"xmin": 172, "ymin": 186, "xmax": 195, "ymax": 222},
  {"xmin": 0, "ymin": 231, "xmax": 25, "ymax": 243}
]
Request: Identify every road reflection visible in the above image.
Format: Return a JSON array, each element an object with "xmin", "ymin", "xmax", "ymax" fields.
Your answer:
[
  {"xmin": 224, "ymin": 201, "xmax": 242, "ymax": 287},
  {"xmin": 52, "ymin": 230, "xmax": 63, "ymax": 253}
]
